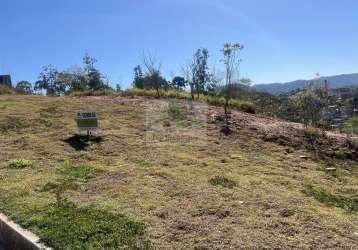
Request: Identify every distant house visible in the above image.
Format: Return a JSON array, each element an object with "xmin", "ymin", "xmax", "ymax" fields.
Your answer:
[{"xmin": 0, "ymin": 75, "xmax": 12, "ymax": 88}]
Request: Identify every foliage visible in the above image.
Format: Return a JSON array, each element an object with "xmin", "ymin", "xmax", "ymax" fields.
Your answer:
[
  {"xmin": 35, "ymin": 65, "xmax": 66, "ymax": 96},
  {"xmin": 8, "ymin": 159, "xmax": 35, "ymax": 169},
  {"xmin": 58, "ymin": 67, "xmax": 88, "ymax": 92},
  {"xmin": 171, "ymin": 76, "xmax": 187, "ymax": 91},
  {"xmin": 192, "ymin": 48, "xmax": 210, "ymax": 96},
  {"xmin": 133, "ymin": 65, "xmax": 144, "ymax": 89},
  {"xmin": 83, "ymin": 53, "xmax": 105, "ymax": 91},
  {"xmin": 15, "ymin": 81, "xmax": 32, "ymax": 94},
  {"xmin": 209, "ymin": 176, "xmax": 237, "ymax": 189},
  {"xmin": 289, "ymin": 90, "xmax": 322, "ymax": 126}
]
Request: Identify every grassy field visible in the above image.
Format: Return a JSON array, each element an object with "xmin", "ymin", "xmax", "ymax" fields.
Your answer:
[{"xmin": 0, "ymin": 95, "xmax": 357, "ymax": 249}]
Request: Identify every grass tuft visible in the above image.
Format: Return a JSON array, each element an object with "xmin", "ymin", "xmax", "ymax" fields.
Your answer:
[
  {"xmin": 209, "ymin": 176, "xmax": 237, "ymax": 189},
  {"xmin": 59, "ymin": 162, "xmax": 102, "ymax": 182},
  {"xmin": 8, "ymin": 159, "xmax": 35, "ymax": 169}
]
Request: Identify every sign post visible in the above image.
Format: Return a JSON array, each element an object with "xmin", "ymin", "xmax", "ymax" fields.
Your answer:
[{"xmin": 75, "ymin": 111, "xmax": 98, "ymax": 140}]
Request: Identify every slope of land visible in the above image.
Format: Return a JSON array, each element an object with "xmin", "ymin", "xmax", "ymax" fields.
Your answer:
[
  {"xmin": 254, "ymin": 73, "xmax": 358, "ymax": 94},
  {"xmin": 0, "ymin": 95, "xmax": 357, "ymax": 249}
]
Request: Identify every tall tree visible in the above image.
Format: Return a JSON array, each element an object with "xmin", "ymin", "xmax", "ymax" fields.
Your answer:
[
  {"xmin": 83, "ymin": 53, "xmax": 104, "ymax": 91},
  {"xmin": 35, "ymin": 65, "xmax": 65, "ymax": 96},
  {"xmin": 222, "ymin": 43, "xmax": 244, "ymax": 118},
  {"xmin": 133, "ymin": 65, "xmax": 144, "ymax": 89},
  {"xmin": 192, "ymin": 48, "xmax": 209, "ymax": 97}
]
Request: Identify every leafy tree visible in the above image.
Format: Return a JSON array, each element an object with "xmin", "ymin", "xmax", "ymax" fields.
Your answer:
[
  {"xmin": 58, "ymin": 67, "xmax": 88, "ymax": 93},
  {"xmin": 35, "ymin": 65, "xmax": 65, "ymax": 96},
  {"xmin": 289, "ymin": 90, "xmax": 322, "ymax": 127},
  {"xmin": 133, "ymin": 65, "xmax": 144, "ymax": 89},
  {"xmin": 171, "ymin": 76, "xmax": 186, "ymax": 91},
  {"xmin": 192, "ymin": 48, "xmax": 209, "ymax": 97},
  {"xmin": 15, "ymin": 81, "xmax": 32, "ymax": 94},
  {"xmin": 83, "ymin": 53, "xmax": 104, "ymax": 91}
]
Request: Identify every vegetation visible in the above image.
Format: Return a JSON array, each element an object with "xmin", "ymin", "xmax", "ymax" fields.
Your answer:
[
  {"xmin": 304, "ymin": 185, "xmax": 358, "ymax": 213},
  {"xmin": 0, "ymin": 95, "xmax": 357, "ymax": 249},
  {"xmin": 7, "ymin": 159, "xmax": 35, "ymax": 169},
  {"xmin": 209, "ymin": 176, "xmax": 237, "ymax": 189}
]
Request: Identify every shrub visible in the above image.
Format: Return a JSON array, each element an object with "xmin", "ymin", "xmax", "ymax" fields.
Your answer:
[
  {"xmin": 209, "ymin": 176, "xmax": 237, "ymax": 189},
  {"xmin": 8, "ymin": 159, "xmax": 35, "ymax": 169}
]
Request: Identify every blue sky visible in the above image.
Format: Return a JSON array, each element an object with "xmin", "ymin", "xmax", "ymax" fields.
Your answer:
[{"xmin": 1, "ymin": 0, "xmax": 358, "ymax": 88}]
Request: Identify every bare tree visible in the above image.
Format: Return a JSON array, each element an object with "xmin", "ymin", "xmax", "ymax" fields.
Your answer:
[
  {"xmin": 181, "ymin": 60, "xmax": 196, "ymax": 100},
  {"xmin": 142, "ymin": 52, "xmax": 166, "ymax": 97},
  {"xmin": 221, "ymin": 42, "xmax": 244, "ymax": 133}
]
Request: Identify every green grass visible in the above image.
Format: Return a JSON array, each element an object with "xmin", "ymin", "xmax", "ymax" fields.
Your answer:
[
  {"xmin": 303, "ymin": 185, "xmax": 358, "ymax": 212},
  {"xmin": 59, "ymin": 162, "xmax": 102, "ymax": 182},
  {"xmin": 7, "ymin": 159, "xmax": 35, "ymax": 169},
  {"xmin": 9, "ymin": 202, "xmax": 151, "ymax": 250},
  {"xmin": 209, "ymin": 176, "xmax": 238, "ymax": 189}
]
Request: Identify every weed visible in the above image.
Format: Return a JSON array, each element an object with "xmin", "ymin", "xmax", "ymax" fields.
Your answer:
[
  {"xmin": 8, "ymin": 159, "xmax": 35, "ymax": 169},
  {"xmin": 303, "ymin": 184, "xmax": 358, "ymax": 212},
  {"xmin": 209, "ymin": 176, "xmax": 237, "ymax": 189}
]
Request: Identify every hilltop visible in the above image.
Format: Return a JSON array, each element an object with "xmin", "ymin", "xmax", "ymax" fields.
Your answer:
[
  {"xmin": 254, "ymin": 73, "xmax": 358, "ymax": 94},
  {"xmin": 0, "ymin": 94, "xmax": 357, "ymax": 249}
]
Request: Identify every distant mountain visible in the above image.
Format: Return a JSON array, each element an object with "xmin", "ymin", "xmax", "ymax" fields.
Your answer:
[{"xmin": 253, "ymin": 73, "xmax": 358, "ymax": 94}]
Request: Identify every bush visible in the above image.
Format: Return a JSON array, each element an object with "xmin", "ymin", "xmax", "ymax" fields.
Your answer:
[
  {"xmin": 209, "ymin": 176, "xmax": 237, "ymax": 189},
  {"xmin": 8, "ymin": 159, "xmax": 35, "ymax": 169}
]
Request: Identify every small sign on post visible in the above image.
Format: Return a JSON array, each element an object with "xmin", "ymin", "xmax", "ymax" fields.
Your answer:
[{"xmin": 76, "ymin": 111, "xmax": 98, "ymax": 140}]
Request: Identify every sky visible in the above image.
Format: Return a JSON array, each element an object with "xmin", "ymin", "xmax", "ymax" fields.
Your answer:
[{"xmin": 1, "ymin": 0, "xmax": 358, "ymax": 88}]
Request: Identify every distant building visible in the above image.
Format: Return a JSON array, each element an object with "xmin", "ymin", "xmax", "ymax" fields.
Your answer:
[{"xmin": 0, "ymin": 75, "xmax": 12, "ymax": 88}]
